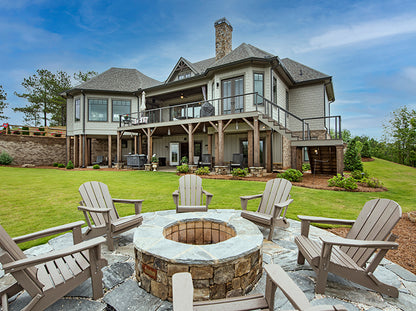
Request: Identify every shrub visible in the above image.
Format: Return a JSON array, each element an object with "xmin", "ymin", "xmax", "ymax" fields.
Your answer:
[
  {"xmin": 151, "ymin": 156, "xmax": 158, "ymax": 163},
  {"xmin": 361, "ymin": 177, "xmax": 383, "ymax": 188},
  {"xmin": 53, "ymin": 162, "xmax": 59, "ymax": 167},
  {"xmin": 0, "ymin": 151, "xmax": 13, "ymax": 165},
  {"xmin": 180, "ymin": 156, "xmax": 188, "ymax": 164},
  {"xmin": 176, "ymin": 164, "xmax": 189, "ymax": 173},
  {"xmin": 350, "ymin": 170, "xmax": 368, "ymax": 180},
  {"xmin": 22, "ymin": 126, "xmax": 29, "ymax": 135},
  {"xmin": 344, "ymin": 138, "xmax": 363, "ymax": 171},
  {"xmin": 57, "ymin": 163, "xmax": 65, "ymax": 168},
  {"xmin": 195, "ymin": 166, "xmax": 210, "ymax": 175},
  {"xmin": 328, "ymin": 174, "xmax": 357, "ymax": 190},
  {"xmin": 302, "ymin": 163, "xmax": 311, "ymax": 172},
  {"xmin": 277, "ymin": 169, "xmax": 303, "ymax": 182},
  {"xmin": 66, "ymin": 160, "xmax": 74, "ymax": 169},
  {"xmin": 93, "ymin": 164, "xmax": 100, "ymax": 169},
  {"xmin": 361, "ymin": 141, "xmax": 372, "ymax": 158},
  {"xmin": 231, "ymin": 168, "xmax": 249, "ymax": 177}
]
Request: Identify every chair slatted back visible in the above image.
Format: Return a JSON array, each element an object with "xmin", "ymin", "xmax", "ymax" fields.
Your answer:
[
  {"xmin": 0, "ymin": 225, "xmax": 43, "ymax": 296},
  {"xmin": 201, "ymin": 154, "xmax": 212, "ymax": 165},
  {"xmin": 232, "ymin": 153, "xmax": 243, "ymax": 164},
  {"xmin": 178, "ymin": 175, "xmax": 203, "ymax": 206},
  {"xmin": 258, "ymin": 179, "xmax": 292, "ymax": 216},
  {"xmin": 342, "ymin": 198, "xmax": 402, "ymax": 267},
  {"xmin": 79, "ymin": 181, "xmax": 119, "ymax": 227}
]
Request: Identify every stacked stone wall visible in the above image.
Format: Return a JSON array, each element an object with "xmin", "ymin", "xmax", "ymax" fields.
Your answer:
[{"xmin": 0, "ymin": 135, "xmax": 66, "ymax": 165}]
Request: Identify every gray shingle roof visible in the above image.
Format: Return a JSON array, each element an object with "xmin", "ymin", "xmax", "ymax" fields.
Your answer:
[
  {"xmin": 192, "ymin": 57, "xmax": 216, "ymax": 73},
  {"xmin": 280, "ymin": 58, "xmax": 330, "ymax": 83},
  {"xmin": 72, "ymin": 67, "xmax": 161, "ymax": 92}
]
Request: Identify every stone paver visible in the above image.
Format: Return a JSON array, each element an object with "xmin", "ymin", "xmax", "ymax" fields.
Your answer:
[{"xmin": 1, "ymin": 209, "xmax": 415, "ymax": 311}]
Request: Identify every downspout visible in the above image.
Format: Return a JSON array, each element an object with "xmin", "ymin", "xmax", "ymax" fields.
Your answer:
[{"xmin": 82, "ymin": 91, "xmax": 86, "ymax": 168}]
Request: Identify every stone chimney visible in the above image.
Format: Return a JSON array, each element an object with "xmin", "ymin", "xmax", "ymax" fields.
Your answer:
[{"xmin": 215, "ymin": 18, "xmax": 233, "ymax": 61}]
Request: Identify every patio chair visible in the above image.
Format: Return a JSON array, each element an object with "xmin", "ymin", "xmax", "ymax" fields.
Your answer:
[
  {"xmin": 240, "ymin": 178, "xmax": 293, "ymax": 240},
  {"xmin": 0, "ymin": 221, "xmax": 107, "ymax": 311},
  {"xmin": 172, "ymin": 174, "xmax": 213, "ymax": 213},
  {"xmin": 172, "ymin": 264, "xmax": 347, "ymax": 311},
  {"xmin": 92, "ymin": 155, "xmax": 104, "ymax": 165},
  {"xmin": 199, "ymin": 154, "xmax": 212, "ymax": 169},
  {"xmin": 295, "ymin": 198, "xmax": 402, "ymax": 297},
  {"xmin": 230, "ymin": 153, "xmax": 244, "ymax": 171},
  {"xmin": 78, "ymin": 181, "xmax": 144, "ymax": 251}
]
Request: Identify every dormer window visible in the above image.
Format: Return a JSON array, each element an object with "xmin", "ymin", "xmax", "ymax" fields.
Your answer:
[{"xmin": 178, "ymin": 72, "xmax": 191, "ymax": 80}]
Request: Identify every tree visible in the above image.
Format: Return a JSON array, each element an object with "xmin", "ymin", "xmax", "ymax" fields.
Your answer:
[
  {"xmin": 73, "ymin": 71, "xmax": 97, "ymax": 84},
  {"xmin": 361, "ymin": 141, "xmax": 372, "ymax": 158},
  {"xmin": 0, "ymin": 85, "xmax": 8, "ymax": 120},
  {"xmin": 383, "ymin": 106, "xmax": 416, "ymax": 167},
  {"xmin": 344, "ymin": 137, "xmax": 363, "ymax": 171},
  {"xmin": 14, "ymin": 69, "xmax": 71, "ymax": 126}
]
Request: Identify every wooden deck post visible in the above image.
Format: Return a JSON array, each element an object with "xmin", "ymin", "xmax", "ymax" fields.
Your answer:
[
  {"xmin": 134, "ymin": 135, "xmax": 138, "ymax": 155},
  {"xmin": 138, "ymin": 133, "xmax": 143, "ymax": 154},
  {"xmin": 73, "ymin": 135, "xmax": 79, "ymax": 167},
  {"xmin": 148, "ymin": 134, "xmax": 153, "ymax": 164},
  {"xmin": 266, "ymin": 130, "xmax": 272, "ymax": 172},
  {"xmin": 336, "ymin": 145, "xmax": 344, "ymax": 174},
  {"xmin": 253, "ymin": 117, "xmax": 260, "ymax": 167},
  {"xmin": 218, "ymin": 120, "xmax": 224, "ymax": 166},
  {"xmin": 248, "ymin": 131, "xmax": 253, "ymax": 168},
  {"xmin": 86, "ymin": 137, "xmax": 91, "ymax": 166},
  {"xmin": 117, "ymin": 131, "xmax": 121, "ymax": 167},
  {"xmin": 188, "ymin": 123, "xmax": 194, "ymax": 164},
  {"xmin": 208, "ymin": 134, "xmax": 212, "ymax": 155},
  {"xmin": 214, "ymin": 133, "xmax": 219, "ymax": 166},
  {"xmin": 108, "ymin": 135, "xmax": 112, "ymax": 168},
  {"xmin": 79, "ymin": 135, "xmax": 83, "ymax": 168},
  {"xmin": 66, "ymin": 136, "xmax": 71, "ymax": 165},
  {"xmin": 291, "ymin": 146, "xmax": 302, "ymax": 170}
]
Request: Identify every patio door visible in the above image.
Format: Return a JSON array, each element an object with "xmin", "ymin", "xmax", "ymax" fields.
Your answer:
[
  {"xmin": 222, "ymin": 76, "xmax": 244, "ymax": 114},
  {"xmin": 170, "ymin": 142, "xmax": 180, "ymax": 166}
]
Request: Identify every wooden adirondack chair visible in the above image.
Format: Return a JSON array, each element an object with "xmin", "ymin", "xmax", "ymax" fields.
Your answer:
[
  {"xmin": 295, "ymin": 198, "xmax": 402, "ymax": 297},
  {"xmin": 240, "ymin": 178, "xmax": 293, "ymax": 240},
  {"xmin": 172, "ymin": 264, "xmax": 347, "ymax": 311},
  {"xmin": 0, "ymin": 221, "xmax": 107, "ymax": 311},
  {"xmin": 78, "ymin": 181, "xmax": 144, "ymax": 251},
  {"xmin": 172, "ymin": 174, "xmax": 213, "ymax": 213}
]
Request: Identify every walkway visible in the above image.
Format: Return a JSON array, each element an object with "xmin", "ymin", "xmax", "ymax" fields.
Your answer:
[{"xmin": 2, "ymin": 209, "xmax": 416, "ymax": 310}]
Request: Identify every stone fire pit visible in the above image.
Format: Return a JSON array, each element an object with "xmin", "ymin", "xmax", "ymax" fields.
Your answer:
[{"xmin": 134, "ymin": 210, "xmax": 263, "ymax": 301}]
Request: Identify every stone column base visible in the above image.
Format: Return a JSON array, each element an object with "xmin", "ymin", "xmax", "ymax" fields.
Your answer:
[
  {"xmin": 249, "ymin": 167, "xmax": 264, "ymax": 177},
  {"xmin": 214, "ymin": 166, "xmax": 228, "ymax": 175},
  {"xmin": 144, "ymin": 164, "xmax": 152, "ymax": 171}
]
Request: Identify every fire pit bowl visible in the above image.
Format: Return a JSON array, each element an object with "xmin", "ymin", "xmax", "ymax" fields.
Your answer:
[{"xmin": 134, "ymin": 210, "xmax": 263, "ymax": 301}]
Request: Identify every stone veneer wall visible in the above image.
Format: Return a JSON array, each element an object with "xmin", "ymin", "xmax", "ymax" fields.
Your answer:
[
  {"xmin": 0, "ymin": 135, "xmax": 66, "ymax": 165},
  {"xmin": 282, "ymin": 136, "xmax": 292, "ymax": 168},
  {"xmin": 135, "ymin": 248, "xmax": 262, "ymax": 302}
]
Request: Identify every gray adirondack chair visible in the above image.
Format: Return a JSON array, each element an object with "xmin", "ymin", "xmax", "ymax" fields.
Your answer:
[
  {"xmin": 240, "ymin": 178, "xmax": 293, "ymax": 240},
  {"xmin": 172, "ymin": 175, "xmax": 213, "ymax": 213},
  {"xmin": 172, "ymin": 264, "xmax": 347, "ymax": 311},
  {"xmin": 78, "ymin": 181, "xmax": 144, "ymax": 250},
  {"xmin": 0, "ymin": 221, "xmax": 107, "ymax": 311},
  {"xmin": 295, "ymin": 198, "xmax": 402, "ymax": 297}
]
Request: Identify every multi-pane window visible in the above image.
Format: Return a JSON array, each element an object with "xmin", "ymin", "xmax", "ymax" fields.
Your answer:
[
  {"xmin": 112, "ymin": 100, "xmax": 131, "ymax": 122},
  {"xmin": 254, "ymin": 73, "xmax": 264, "ymax": 105},
  {"xmin": 88, "ymin": 99, "xmax": 108, "ymax": 122},
  {"xmin": 75, "ymin": 98, "xmax": 80, "ymax": 122},
  {"xmin": 178, "ymin": 72, "xmax": 191, "ymax": 80}
]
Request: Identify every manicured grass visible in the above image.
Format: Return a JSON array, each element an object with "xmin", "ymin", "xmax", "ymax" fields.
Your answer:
[{"xmin": 0, "ymin": 157, "xmax": 414, "ymax": 249}]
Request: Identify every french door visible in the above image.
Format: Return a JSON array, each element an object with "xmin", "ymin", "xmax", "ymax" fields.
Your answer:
[
  {"xmin": 170, "ymin": 142, "xmax": 179, "ymax": 166},
  {"xmin": 222, "ymin": 76, "xmax": 244, "ymax": 114}
]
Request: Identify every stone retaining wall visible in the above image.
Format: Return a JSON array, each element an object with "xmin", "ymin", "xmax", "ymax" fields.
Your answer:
[{"xmin": 0, "ymin": 135, "xmax": 66, "ymax": 165}]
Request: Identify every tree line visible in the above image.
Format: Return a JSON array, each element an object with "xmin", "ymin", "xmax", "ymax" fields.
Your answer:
[{"xmin": 0, "ymin": 70, "xmax": 97, "ymax": 126}]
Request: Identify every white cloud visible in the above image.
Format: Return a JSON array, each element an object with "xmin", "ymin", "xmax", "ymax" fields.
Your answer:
[{"xmin": 299, "ymin": 16, "xmax": 416, "ymax": 52}]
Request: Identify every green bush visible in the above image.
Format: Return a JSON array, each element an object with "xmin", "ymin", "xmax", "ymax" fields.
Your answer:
[
  {"xmin": 57, "ymin": 163, "xmax": 65, "ymax": 168},
  {"xmin": 328, "ymin": 174, "xmax": 357, "ymax": 190},
  {"xmin": 22, "ymin": 126, "xmax": 29, "ymax": 135},
  {"xmin": 66, "ymin": 160, "xmax": 74, "ymax": 169},
  {"xmin": 176, "ymin": 164, "xmax": 189, "ymax": 173},
  {"xmin": 231, "ymin": 168, "xmax": 249, "ymax": 177},
  {"xmin": 0, "ymin": 151, "xmax": 13, "ymax": 165},
  {"xmin": 181, "ymin": 156, "xmax": 188, "ymax": 164},
  {"xmin": 302, "ymin": 163, "xmax": 311, "ymax": 172},
  {"xmin": 195, "ymin": 166, "xmax": 210, "ymax": 175},
  {"xmin": 361, "ymin": 177, "xmax": 383, "ymax": 188},
  {"xmin": 351, "ymin": 170, "xmax": 369, "ymax": 180},
  {"xmin": 344, "ymin": 138, "xmax": 363, "ymax": 171},
  {"xmin": 277, "ymin": 169, "xmax": 303, "ymax": 182},
  {"xmin": 151, "ymin": 156, "xmax": 158, "ymax": 163},
  {"xmin": 361, "ymin": 141, "xmax": 372, "ymax": 158},
  {"xmin": 93, "ymin": 164, "xmax": 100, "ymax": 169},
  {"xmin": 53, "ymin": 162, "xmax": 59, "ymax": 167}
]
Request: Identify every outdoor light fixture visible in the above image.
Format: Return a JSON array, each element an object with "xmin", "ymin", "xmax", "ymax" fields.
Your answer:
[
  {"xmin": 180, "ymin": 92, "xmax": 184, "ymax": 99},
  {"xmin": 203, "ymin": 123, "xmax": 206, "ymax": 132},
  {"xmin": 314, "ymin": 148, "xmax": 319, "ymax": 155},
  {"xmin": 168, "ymin": 128, "xmax": 171, "ymax": 135},
  {"xmin": 236, "ymin": 120, "xmax": 239, "ymax": 130}
]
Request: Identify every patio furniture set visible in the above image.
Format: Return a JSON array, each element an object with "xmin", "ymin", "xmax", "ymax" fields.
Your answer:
[{"xmin": 0, "ymin": 175, "xmax": 402, "ymax": 311}]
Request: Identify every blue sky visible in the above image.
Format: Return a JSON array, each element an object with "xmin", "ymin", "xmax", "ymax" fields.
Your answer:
[{"xmin": 1, "ymin": 0, "xmax": 416, "ymax": 138}]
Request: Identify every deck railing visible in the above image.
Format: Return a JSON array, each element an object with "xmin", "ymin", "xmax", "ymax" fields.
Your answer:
[{"xmin": 120, "ymin": 93, "xmax": 341, "ymax": 141}]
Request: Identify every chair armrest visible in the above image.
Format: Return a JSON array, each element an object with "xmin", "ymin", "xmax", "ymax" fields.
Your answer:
[
  {"xmin": 3, "ymin": 237, "xmax": 106, "ymax": 273},
  {"xmin": 78, "ymin": 206, "xmax": 112, "ymax": 213},
  {"xmin": 264, "ymin": 264, "xmax": 311, "ymax": 310},
  {"xmin": 240, "ymin": 194, "xmax": 263, "ymax": 210},
  {"xmin": 320, "ymin": 236, "xmax": 399, "ymax": 249},
  {"xmin": 13, "ymin": 221, "xmax": 85, "ymax": 245},
  {"xmin": 172, "ymin": 190, "xmax": 179, "ymax": 207},
  {"xmin": 202, "ymin": 189, "xmax": 213, "ymax": 206},
  {"xmin": 112, "ymin": 198, "xmax": 144, "ymax": 214},
  {"xmin": 275, "ymin": 198, "xmax": 294, "ymax": 209},
  {"xmin": 298, "ymin": 215, "xmax": 356, "ymax": 226},
  {"xmin": 172, "ymin": 272, "xmax": 194, "ymax": 311}
]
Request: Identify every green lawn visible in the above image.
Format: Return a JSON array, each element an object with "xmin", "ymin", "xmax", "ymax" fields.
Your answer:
[{"xmin": 0, "ymin": 157, "xmax": 414, "ymax": 249}]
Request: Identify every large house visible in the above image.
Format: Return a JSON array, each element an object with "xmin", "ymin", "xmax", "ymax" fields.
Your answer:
[{"xmin": 62, "ymin": 18, "xmax": 344, "ymax": 174}]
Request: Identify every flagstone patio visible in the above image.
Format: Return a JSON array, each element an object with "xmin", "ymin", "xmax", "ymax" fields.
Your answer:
[{"xmin": 1, "ymin": 209, "xmax": 416, "ymax": 311}]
